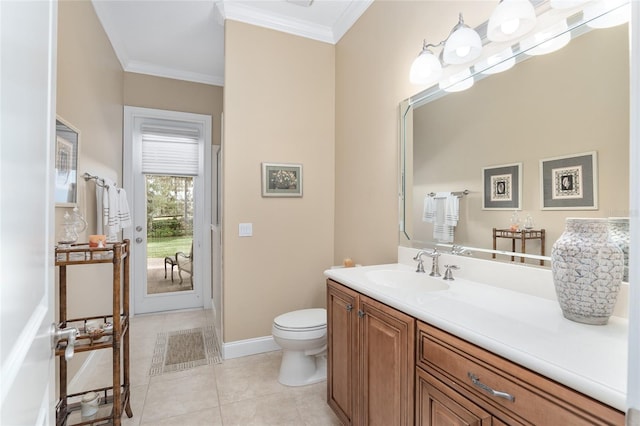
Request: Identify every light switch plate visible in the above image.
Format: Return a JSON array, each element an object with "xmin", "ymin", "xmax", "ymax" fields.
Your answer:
[{"xmin": 239, "ymin": 223, "xmax": 253, "ymax": 237}]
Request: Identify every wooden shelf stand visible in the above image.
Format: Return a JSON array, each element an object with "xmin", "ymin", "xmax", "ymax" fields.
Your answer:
[{"xmin": 55, "ymin": 240, "xmax": 132, "ymax": 426}]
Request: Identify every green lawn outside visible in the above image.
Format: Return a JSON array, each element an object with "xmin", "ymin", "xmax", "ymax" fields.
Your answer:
[{"xmin": 147, "ymin": 236, "xmax": 192, "ymax": 259}]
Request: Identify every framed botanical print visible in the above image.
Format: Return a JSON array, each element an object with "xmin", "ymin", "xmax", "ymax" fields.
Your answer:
[
  {"xmin": 482, "ymin": 163, "xmax": 522, "ymax": 210},
  {"xmin": 540, "ymin": 151, "xmax": 598, "ymax": 210}
]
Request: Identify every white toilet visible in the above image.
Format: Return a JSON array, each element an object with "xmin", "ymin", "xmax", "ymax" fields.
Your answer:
[{"xmin": 272, "ymin": 308, "xmax": 327, "ymax": 386}]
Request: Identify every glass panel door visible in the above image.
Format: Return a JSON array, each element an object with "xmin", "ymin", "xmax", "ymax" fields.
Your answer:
[{"xmin": 145, "ymin": 175, "xmax": 194, "ymax": 294}]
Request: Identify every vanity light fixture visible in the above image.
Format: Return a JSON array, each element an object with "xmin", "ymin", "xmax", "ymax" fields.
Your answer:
[
  {"xmin": 520, "ymin": 19, "xmax": 572, "ymax": 56},
  {"xmin": 487, "ymin": 0, "xmax": 537, "ymax": 42},
  {"xmin": 410, "ymin": 13, "xmax": 481, "ymax": 85},
  {"xmin": 442, "ymin": 14, "xmax": 483, "ymax": 65},
  {"xmin": 583, "ymin": 0, "xmax": 630, "ymax": 29}
]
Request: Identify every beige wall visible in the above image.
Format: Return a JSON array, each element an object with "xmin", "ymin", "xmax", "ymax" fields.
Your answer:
[
  {"xmin": 410, "ymin": 24, "xmax": 629, "ymax": 258},
  {"xmin": 223, "ymin": 21, "xmax": 335, "ymax": 342},
  {"xmin": 334, "ymin": 1, "xmax": 497, "ymax": 266},
  {"xmin": 56, "ymin": 0, "xmax": 124, "ymax": 382},
  {"xmin": 123, "ymin": 73, "xmax": 223, "ymax": 146}
]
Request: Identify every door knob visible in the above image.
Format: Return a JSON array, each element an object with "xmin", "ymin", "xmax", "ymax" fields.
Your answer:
[
  {"xmin": 136, "ymin": 237, "xmax": 143, "ymax": 244},
  {"xmin": 51, "ymin": 323, "xmax": 78, "ymax": 361}
]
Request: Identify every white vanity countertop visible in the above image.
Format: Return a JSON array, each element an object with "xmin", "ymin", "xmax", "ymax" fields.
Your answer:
[{"xmin": 324, "ymin": 263, "xmax": 628, "ymax": 411}]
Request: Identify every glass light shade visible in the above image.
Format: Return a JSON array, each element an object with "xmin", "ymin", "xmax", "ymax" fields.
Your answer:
[
  {"xmin": 410, "ymin": 49, "xmax": 443, "ymax": 85},
  {"xmin": 442, "ymin": 26, "xmax": 482, "ymax": 65},
  {"xmin": 439, "ymin": 69, "xmax": 474, "ymax": 93},
  {"xmin": 487, "ymin": 0, "xmax": 537, "ymax": 42},
  {"xmin": 477, "ymin": 47, "xmax": 516, "ymax": 75},
  {"xmin": 583, "ymin": 0, "xmax": 630, "ymax": 29},
  {"xmin": 521, "ymin": 20, "xmax": 571, "ymax": 56}
]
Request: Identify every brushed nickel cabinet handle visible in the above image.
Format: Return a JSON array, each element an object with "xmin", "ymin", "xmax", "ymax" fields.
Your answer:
[
  {"xmin": 346, "ymin": 304, "xmax": 353, "ymax": 312},
  {"xmin": 357, "ymin": 310, "xmax": 365, "ymax": 318},
  {"xmin": 468, "ymin": 372, "xmax": 515, "ymax": 402}
]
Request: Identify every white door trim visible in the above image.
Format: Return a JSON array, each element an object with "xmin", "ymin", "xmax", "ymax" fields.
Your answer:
[{"xmin": 123, "ymin": 106, "xmax": 212, "ymax": 315}]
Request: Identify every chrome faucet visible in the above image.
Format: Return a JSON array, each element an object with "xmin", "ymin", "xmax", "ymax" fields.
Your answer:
[
  {"xmin": 429, "ymin": 249, "xmax": 441, "ymax": 277},
  {"xmin": 413, "ymin": 250, "xmax": 429, "ymax": 273}
]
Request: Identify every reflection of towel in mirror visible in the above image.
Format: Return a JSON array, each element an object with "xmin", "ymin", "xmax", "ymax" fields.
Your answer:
[{"xmin": 423, "ymin": 192, "xmax": 459, "ymax": 243}]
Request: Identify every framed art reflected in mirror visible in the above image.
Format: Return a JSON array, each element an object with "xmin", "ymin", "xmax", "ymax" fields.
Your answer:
[
  {"xmin": 482, "ymin": 163, "xmax": 522, "ymax": 210},
  {"xmin": 540, "ymin": 151, "xmax": 598, "ymax": 210},
  {"xmin": 55, "ymin": 118, "xmax": 79, "ymax": 206}
]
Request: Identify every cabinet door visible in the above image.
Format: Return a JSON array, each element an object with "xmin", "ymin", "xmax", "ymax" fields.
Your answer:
[
  {"xmin": 359, "ymin": 295, "xmax": 415, "ymax": 426},
  {"xmin": 416, "ymin": 368, "xmax": 492, "ymax": 426},
  {"xmin": 327, "ymin": 280, "xmax": 359, "ymax": 425}
]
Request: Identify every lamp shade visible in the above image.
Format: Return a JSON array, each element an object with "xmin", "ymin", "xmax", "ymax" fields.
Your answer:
[
  {"xmin": 583, "ymin": 0, "xmax": 630, "ymax": 29},
  {"xmin": 521, "ymin": 19, "xmax": 571, "ymax": 56},
  {"xmin": 477, "ymin": 47, "xmax": 516, "ymax": 75},
  {"xmin": 443, "ymin": 25, "xmax": 482, "ymax": 65},
  {"xmin": 410, "ymin": 49, "xmax": 443, "ymax": 85},
  {"xmin": 439, "ymin": 68, "xmax": 474, "ymax": 93},
  {"xmin": 487, "ymin": 0, "xmax": 537, "ymax": 42}
]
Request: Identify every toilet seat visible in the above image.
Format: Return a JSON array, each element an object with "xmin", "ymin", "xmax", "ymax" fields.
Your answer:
[{"xmin": 273, "ymin": 308, "xmax": 326, "ymax": 331}]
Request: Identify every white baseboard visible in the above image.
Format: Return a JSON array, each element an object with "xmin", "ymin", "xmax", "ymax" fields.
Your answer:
[{"xmin": 222, "ymin": 335, "xmax": 280, "ymax": 360}]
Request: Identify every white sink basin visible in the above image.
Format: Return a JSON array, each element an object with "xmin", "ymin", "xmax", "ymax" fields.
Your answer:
[{"xmin": 365, "ymin": 270, "xmax": 450, "ymax": 292}]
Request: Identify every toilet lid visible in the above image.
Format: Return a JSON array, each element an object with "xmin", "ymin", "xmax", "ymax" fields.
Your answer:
[{"xmin": 274, "ymin": 308, "xmax": 326, "ymax": 330}]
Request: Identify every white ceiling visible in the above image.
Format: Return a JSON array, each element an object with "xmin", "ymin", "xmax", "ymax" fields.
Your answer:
[{"xmin": 92, "ymin": 0, "xmax": 373, "ymax": 87}]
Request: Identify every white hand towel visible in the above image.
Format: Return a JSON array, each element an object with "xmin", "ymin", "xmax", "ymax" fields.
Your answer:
[
  {"xmin": 445, "ymin": 193, "xmax": 459, "ymax": 227},
  {"xmin": 423, "ymin": 194, "xmax": 437, "ymax": 223},
  {"xmin": 117, "ymin": 188, "xmax": 132, "ymax": 229},
  {"xmin": 96, "ymin": 184, "xmax": 104, "ymax": 234}
]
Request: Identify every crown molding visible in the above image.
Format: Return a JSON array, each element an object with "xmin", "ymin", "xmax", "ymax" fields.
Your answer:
[
  {"xmin": 124, "ymin": 60, "xmax": 225, "ymax": 87},
  {"xmin": 216, "ymin": 1, "xmax": 373, "ymax": 44},
  {"xmin": 332, "ymin": 0, "xmax": 373, "ymax": 43}
]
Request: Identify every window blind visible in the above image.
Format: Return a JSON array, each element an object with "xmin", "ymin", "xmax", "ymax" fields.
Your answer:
[{"xmin": 141, "ymin": 124, "xmax": 200, "ymax": 176}]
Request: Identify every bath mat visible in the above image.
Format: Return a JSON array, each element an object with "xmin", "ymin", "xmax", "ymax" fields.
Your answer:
[{"xmin": 149, "ymin": 326, "xmax": 222, "ymax": 376}]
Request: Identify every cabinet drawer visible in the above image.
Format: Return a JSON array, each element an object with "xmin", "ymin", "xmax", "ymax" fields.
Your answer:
[{"xmin": 417, "ymin": 322, "xmax": 623, "ymax": 426}]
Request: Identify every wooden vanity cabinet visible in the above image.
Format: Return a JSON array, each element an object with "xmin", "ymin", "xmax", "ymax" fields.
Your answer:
[
  {"xmin": 327, "ymin": 279, "xmax": 415, "ymax": 426},
  {"xmin": 416, "ymin": 322, "xmax": 624, "ymax": 426}
]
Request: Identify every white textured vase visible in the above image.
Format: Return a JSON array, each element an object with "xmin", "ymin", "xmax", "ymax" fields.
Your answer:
[
  {"xmin": 608, "ymin": 217, "xmax": 629, "ymax": 282},
  {"xmin": 551, "ymin": 218, "xmax": 623, "ymax": 325}
]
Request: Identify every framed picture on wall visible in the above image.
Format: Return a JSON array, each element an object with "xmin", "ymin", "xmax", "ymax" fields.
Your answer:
[
  {"xmin": 261, "ymin": 163, "xmax": 303, "ymax": 197},
  {"xmin": 540, "ymin": 151, "xmax": 598, "ymax": 210},
  {"xmin": 55, "ymin": 118, "xmax": 80, "ymax": 207},
  {"xmin": 482, "ymin": 163, "xmax": 522, "ymax": 210}
]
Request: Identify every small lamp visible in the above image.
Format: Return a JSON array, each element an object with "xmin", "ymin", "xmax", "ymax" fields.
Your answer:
[
  {"xmin": 410, "ymin": 42, "xmax": 443, "ymax": 85},
  {"xmin": 487, "ymin": 0, "xmax": 537, "ymax": 42},
  {"xmin": 442, "ymin": 14, "xmax": 483, "ymax": 65},
  {"xmin": 583, "ymin": 0, "xmax": 630, "ymax": 29},
  {"xmin": 520, "ymin": 19, "xmax": 571, "ymax": 56},
  {"xmin": 439, "ymin": 68, "xmax": 474, "ymax": 93}
]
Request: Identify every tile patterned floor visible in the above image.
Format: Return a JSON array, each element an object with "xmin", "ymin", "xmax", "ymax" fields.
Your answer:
[{"xmin": 71, "ymin": 309, "xmax": 341, "ymax": 425}]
